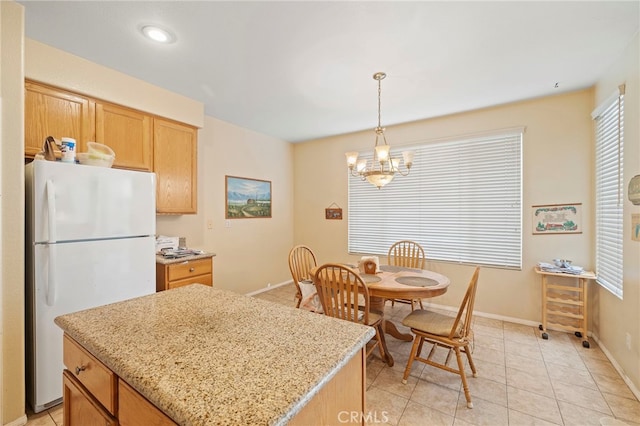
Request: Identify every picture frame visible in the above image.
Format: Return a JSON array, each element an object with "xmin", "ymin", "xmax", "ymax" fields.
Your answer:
[
  {"xmin": 532, "ymin": 203, "xmax": 582, "ymax": 234},
  {"xmin": 225, "ymin": 176, "xmax": 272, "ymax": 219},
  {"xmin": 325, "ymin": 208, "xmax": 343, "ymax": 220}
]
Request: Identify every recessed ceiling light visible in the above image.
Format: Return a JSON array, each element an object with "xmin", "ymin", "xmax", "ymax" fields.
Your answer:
[{"xmin": 141, "ymin": 25, "xmax": 176, "ymax": 44}]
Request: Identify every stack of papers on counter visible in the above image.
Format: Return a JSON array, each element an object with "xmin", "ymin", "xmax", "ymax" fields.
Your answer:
[
  {"xmin": 537, "ymin": 262, "xmax": 585, "ymax": 275},
  {"xmin": 158, "ymin": 248, "xmax": 204, "ymax": 259}
]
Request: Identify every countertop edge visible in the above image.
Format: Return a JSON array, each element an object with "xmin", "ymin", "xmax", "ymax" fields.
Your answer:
[{"xmin": 155, "ymin": 252, "xmax": 216, "ymax": 264}]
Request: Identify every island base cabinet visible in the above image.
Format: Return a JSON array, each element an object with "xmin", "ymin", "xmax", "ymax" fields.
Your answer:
[
  {"xmin": 63, "ymin": 370, "xmax": 116, "ymax": 426},
  {"xmin": 290, "ymin": 349, "xmax": 366, "ymax": 425},
  {"xmin": 119, "ymin": 380, "xmax": 177, "ymax": 426}
]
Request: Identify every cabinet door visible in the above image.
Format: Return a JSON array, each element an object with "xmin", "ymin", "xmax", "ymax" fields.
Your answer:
[
  {"xmin": 96, "ymin": 102, "xmax": 153, "ymax": 171},
  {"xmin": 119, "ymin": 380, "xmax": 177, "ymax": 425},
  {"xmin": 153, "ymin": 118, "xmax": 197, "ymax": 214},
  {"xmin": 25, "ymin": 81, "xmax": 95, "ymax": 158},
  {"xmin": 63, "ymin": 370, "xmax": 116, "ymax": 426}
]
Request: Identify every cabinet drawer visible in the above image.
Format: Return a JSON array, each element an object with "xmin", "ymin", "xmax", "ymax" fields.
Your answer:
[
  {"xmin": 63, "ymin": 334, "xmax": 117, "ymax": 414},
  {"xmin": 167, "ymin": 274, "xmax": 213, "ymax": 290},
  {"xmin": 167, "ymin": 258, "xmax": 212, "ymax": 281},
  {"xmin": 63, "ymin": 370, "xmax": 116, "ymax": 426}
]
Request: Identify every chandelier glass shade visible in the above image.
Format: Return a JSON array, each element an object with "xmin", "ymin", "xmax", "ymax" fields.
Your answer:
[{"xmin": 346, "ymin": 72, "xmax": 413, "ymax": 189}]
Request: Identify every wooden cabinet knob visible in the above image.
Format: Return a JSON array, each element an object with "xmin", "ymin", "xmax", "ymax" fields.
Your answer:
[
  {"xmin": 189, "ymin": 267, "xmax": 195, "ymax": 272},
  {"xmin": 75, "ymin": 365, "xmax": 86, "ymax": 375}
]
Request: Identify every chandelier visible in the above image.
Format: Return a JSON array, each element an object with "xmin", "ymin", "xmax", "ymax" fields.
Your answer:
[{"xmin": 345, "ymin": 72, "xmax": 413, "ymax": 189}]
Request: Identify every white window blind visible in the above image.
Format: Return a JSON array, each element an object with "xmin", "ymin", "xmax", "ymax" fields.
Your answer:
[
  {"xmin": 348, "ymin": 129, "xmax": 523, "ymax": 269},
  {"xmin": 593, "ymin": 86, "xmax": 624, "ymax": 299}
]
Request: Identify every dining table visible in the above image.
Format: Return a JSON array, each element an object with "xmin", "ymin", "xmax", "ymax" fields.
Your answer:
[{"xmin": 311, "ymin": 263, "xmax": 450, "ymax": 367}]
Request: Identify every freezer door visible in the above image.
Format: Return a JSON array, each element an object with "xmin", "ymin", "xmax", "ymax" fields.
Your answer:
[
  {"xmin": 26, "ymin": 235, "xmax": 155, "ymax": 412},
  {"xmin": 27, "ymin": 161, "xmax": 155, "ymax": 243}
]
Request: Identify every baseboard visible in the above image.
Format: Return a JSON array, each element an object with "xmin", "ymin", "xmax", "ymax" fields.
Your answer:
[
  {"xmin": 590, "ymin": 333, "xmax": 640, "ymax": 402},
  {"xmin": 423, "ymin": 300, "xmax": 541, "ymax": 328},
  {"xmin": 245, "ymin": 279, "xmax": 293, "ymax": 296}
]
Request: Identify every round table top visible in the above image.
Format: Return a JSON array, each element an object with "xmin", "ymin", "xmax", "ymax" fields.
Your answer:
[{"xmin": 362, "ymin": 265, "xmax": 450, "ymax": 300}]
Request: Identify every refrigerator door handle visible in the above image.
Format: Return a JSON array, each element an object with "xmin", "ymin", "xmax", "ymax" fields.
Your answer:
[
  {"xmin": 46, "ymin": 180, "xmax": 57, "ymax": 243},
  {"xmin": 46, "ymin": 245, "xmax": 57, "ymax": 306}
]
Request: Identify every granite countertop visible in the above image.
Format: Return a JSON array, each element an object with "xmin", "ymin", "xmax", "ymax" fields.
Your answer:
[
  {"xmin": 55, "ymin": 284, "xmax": 374, "ymax": 425},
  {"xmin": 156, "ymin": 252, "xmax": 216, "ymax": 265}
]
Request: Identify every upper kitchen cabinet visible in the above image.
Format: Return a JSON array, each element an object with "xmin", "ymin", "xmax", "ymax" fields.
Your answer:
[
  {"xmin": 25, "ymin": 81, "xmax": 95, "ymax": 158},
  {"xmin": 153, "ymin": 118, "xmax": 198, "ymax": 214},
  {"xmin": 96, "ymin": 102, "xmax": 153, "ymax": 171}
]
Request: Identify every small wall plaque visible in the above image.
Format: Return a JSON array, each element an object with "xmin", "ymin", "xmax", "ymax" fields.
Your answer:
[
  {"xmin": 325, "ymin": 202, "xmax": 343, "ymax": 220},
  {"xmin": 629, "ymin": 175, "xmax": 640, "ymax": 205}
]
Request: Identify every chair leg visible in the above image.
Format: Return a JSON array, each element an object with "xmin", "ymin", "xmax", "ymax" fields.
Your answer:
[
  {"xmin": 402, "ymin": 336, "xmax": 422, "ymax": 384},
  {"xmin": 455, "ymin": 347, "xmax": 473, "ymax": 408},
  {"xmin": 418, "ymin": 298, "xmax": 424, "ymax": 309},
  {"xmin": 375, "ymin": 323, "xmax": 393, "ymax": 367},
  {"xmin": 463, "ymin": 344, "xmax": 477, "ymax": 378}
]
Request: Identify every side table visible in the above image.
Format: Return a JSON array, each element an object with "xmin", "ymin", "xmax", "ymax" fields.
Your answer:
[{"xmin": 534, "ymin": 266, "xmax": 597, "ymax": 348}]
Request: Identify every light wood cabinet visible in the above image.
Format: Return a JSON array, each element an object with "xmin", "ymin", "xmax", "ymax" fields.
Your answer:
[
  {"xmin": 24, "ymin": 80, "xmax": 199, "ymax": 215},
  {"xmin": 63, "ymin": 334, "xmax": 176, "ymax": 425},
  {"xmin": 25, "ymin": 81, "xmax": 95, "ymax": 158},
  {"xmin": 95, "ymin": 102, "xmax": 153, "ymax": 171},
  {"xmin": 153, "ymin": 118, "xmax": 198, "ymax": 214},
  {"xmin": 156, "ymin": 257, "xmax": 213, "ymax": 292},
  {"xmin": 63, "ymin": 371, "xmax": 116, "ymax": 426}
]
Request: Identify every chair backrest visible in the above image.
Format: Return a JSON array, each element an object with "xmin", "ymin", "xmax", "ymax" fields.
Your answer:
[
  {"xmin": 388, "ymin": 240, "xmax": 426, "ymax": 269},
  {"xmin": 288, "ymin": 245, "xmax": 318, "ymax": 284},
  {"xmin": 448, "ymin": 267, "xmax": 480, "ymax": 340},
  {"xmin": 313, "ymin": 263, "xmax": 371, "ymax": 324}
]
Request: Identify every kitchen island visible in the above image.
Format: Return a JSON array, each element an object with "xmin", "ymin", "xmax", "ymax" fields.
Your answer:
[{"xmin": 55, "ymin": 284, "xmax": 374, "ymax": 425}]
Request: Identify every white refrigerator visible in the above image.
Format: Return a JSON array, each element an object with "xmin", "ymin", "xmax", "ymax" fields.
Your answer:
[{"xmin": 25, "ymin": 160, "xmax": 157, "ymax": 413}]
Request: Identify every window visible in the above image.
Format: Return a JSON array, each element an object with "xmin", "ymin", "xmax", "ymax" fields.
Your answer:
[
  {"xmin": 348, "ymin": 128, "xmax": 523, "ymax": 269},
  {"xmin": 593, "ymin": 85, "xmax": 625, "ymax": 299}
]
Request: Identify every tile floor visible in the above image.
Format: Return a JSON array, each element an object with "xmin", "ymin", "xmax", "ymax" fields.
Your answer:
[{"xmin": 26, "ymin": 283, "xmax": 640, "ymax": 426}]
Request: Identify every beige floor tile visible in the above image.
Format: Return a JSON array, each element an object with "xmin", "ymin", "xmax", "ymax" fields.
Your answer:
[
  {"xmin": 506, "ymin": 366, "xmax": 554, "ymax": 397},
  {"xmin": 602, "ymin": 392, "xmax": 640, "ymax": 424},
  {"xmin": 465, "ymin": 376, "xmax": 507, "ymax": 407},
  {"xmin": 473, "ymin": 316, "xmax": 504, "ymax": 330},
  {"xmin": 421, "ymin": 364, "xmax": 464, "ymax": 392},
  {"xmin": 505, "ymin": 351, "xmax": 547, "ymax": 376},
  {"xmin": 471, "ymin": 345, "xmax": 506, "ymax": 367},
  {"xmin": 48, "ymin": 405, "xmax": 63, "ymax": 425},
  {"xmin": 454, "ymin": 393, "xmax": 509, "ymax": 425},
  {"xmin": 593, "ymin": 373, "xmax": 638, "ymax": 400},
  {"xmin": 508, "ymin": 408, "xmax": 561, "ymax": 425},
  {"xmin": 474, "ymin": 324, "xmax": 505, "ymax": 340},
  {"xmin": 24, "ymin": 410, "xmax": 56, "ymax": 426},
  {"xmin": 474, "ymin": 334, "xmax": 505, "ymax": 352},
  {"xmin": 373, "ymin": 366, "xmax": 419, "ymax": 399},
  {"xmin": 410, "ymin": 380, "xmax": 460, "ymax": 417},
  {"xmin": 504, "ymin": 339, "xmax": 544, "ymax": 361},
  {"xmin": 583, "ymin": 357, "xmax": 622, "ymax": 379},
  {"xmin": 546, "ymin": 362, "xmax": 597, "ymax": 390},
  {"xmin": 557, "ymin": 400, "xmax": 616, "ymax": 426},
  {"xmin": 398, "ymin": 400, "xmax": 455, "ymax": 426},
  {"xmin": 552, "ymin": 381, "xmax": 612, "ymax": 415},
  {"xmin": 473, "ymin": 359, "xmax": 506, "ymax": 385},
  {"xmin": 542, "ymin": 349, "xmax": 586, "ymax": 370},
  {"xmin": 507, "ymin": 386, "xmax": 563, "ymax": 424},
  {"xmin": 366, "ymin": 386, "xmax": 410, "ymax": 426}
]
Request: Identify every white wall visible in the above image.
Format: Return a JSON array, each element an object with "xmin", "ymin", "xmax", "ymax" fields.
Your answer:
[
  {"xmin": 591, "ymin": 32, "xmax": 640, "ymax": 396},
  {"xmin": 293, "ymin": 89, "xmax": 595, "ymax": 325},
  {"xmin": 156, "ymin": 115, "xmax": 295, "ymax": 295},
  {"xmin": 1, "ymin": 1, "xmax": 25, "ymax": 423}
]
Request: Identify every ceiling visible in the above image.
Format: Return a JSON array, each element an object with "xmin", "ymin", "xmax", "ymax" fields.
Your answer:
[{"xmin": 18, "ymin": 1, "xmax": 639, "ymax": 143}]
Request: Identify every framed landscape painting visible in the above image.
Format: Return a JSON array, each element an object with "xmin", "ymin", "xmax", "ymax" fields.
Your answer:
[{"xmin": 225, "ymin": 176, "xmax": 272, "ymax": 219}]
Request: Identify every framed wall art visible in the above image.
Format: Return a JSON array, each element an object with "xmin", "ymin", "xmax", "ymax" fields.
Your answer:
[
  {"xmin": 532, "ymin": 203, "xmax": 582, "ymax": 234},
  {"xmin": 225, "ymin": 176, "xmax": 272, "ymax": 219}
]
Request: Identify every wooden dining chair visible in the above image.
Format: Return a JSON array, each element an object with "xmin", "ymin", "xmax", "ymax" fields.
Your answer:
[
  {"xmin": 313, "ymin": 263, "xmax": 390, "ymax": 365},
  {"xmin": 401, "ymin": 267, "xmax": 480, "ymax": 408},
  {"xmin": 388, "ymin": 240, "xmax": 426, "ymax": 310},
  {"xmin": 288, "ymin": 245, "xmax": 318, "ymax": 309}
]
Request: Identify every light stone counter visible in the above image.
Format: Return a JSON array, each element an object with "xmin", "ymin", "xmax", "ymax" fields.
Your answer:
[
  {"xmin": 155, "ymin": 252, "xmax": 216, "ymax": 265},
  {"xmin": 55, "ymin": 284, "xmax": 374, "ymax": 425}
]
